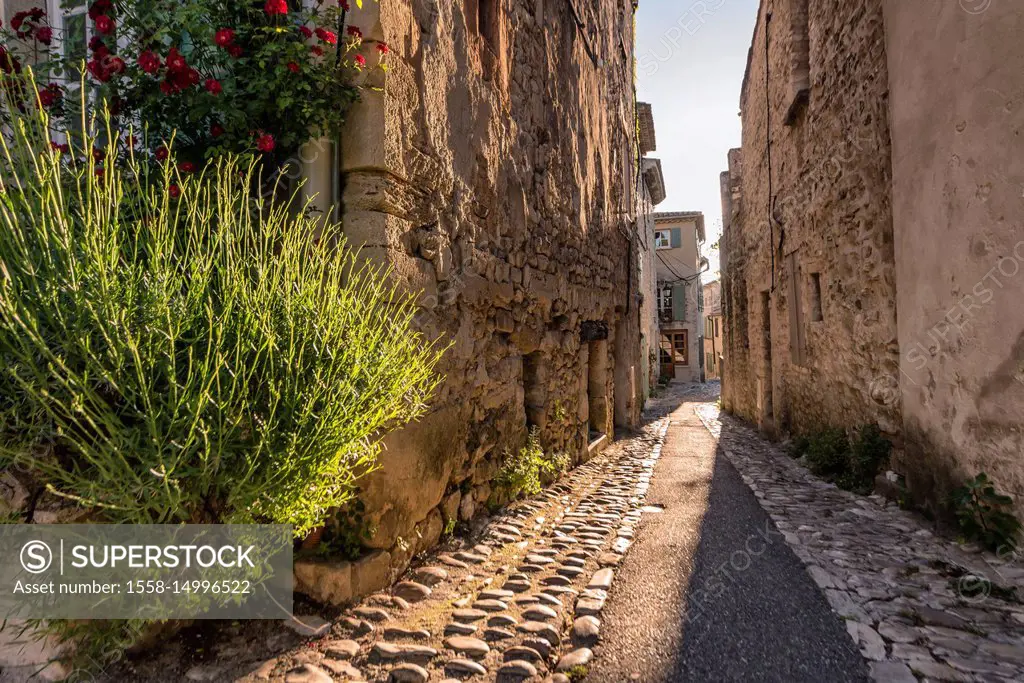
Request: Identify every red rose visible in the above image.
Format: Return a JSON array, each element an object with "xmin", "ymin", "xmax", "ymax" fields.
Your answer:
[
  {"xmin": 89, "ymin": 36, "xmax": 104, "ymax": 52},
  {"xmin": 124, "ymin": 134, "xmax": 137, "ymax": 148},
  {"xmin": 92, "ymin": 147, "xmax": 105, "ymax": 162},
  {"xmin": 58, "ymin": 143, "xmax": 70, "ymax": 154},
  {"xmin": 155, "ymin": 146, "xmax": 170, "ymax": 161},
  {"xmin": 50, "ymin": 141, "xmax": 62, "ymax": 153},
  {"xmin": 87, "ymin": 58, "xmax": 110, "ymax": 82},
  {"xmin": 227, "ymin": 44, "xmax": 244, "ymax": 58},
  {"xmin": 168, "ymin": 184, "xmax": 181, "ymax": 198},
  {"xmin": 210, "ymin": 123, "xmax": 225, "ymax": 138},
  {"xmin": 179, "ymin": 161, "xmax": 196, "ymax": 173},
  {"xmin": 36, "ymin": 26, "xmax": 53, "ymax": 45},
  {"xmin": 138, "ymin": 50, "xmax": 160, "ymax": 74},
  {"xmin": 256, "ymin": 133, "xmax": 275, "ymax": 153},
  {"xmin": 95, "ymin": 168, "xmax": 105, "ymax": 178},
  {"xmin": 353, "ymin": 54, "xmax": 366, "ymax": 68},
  {"xmin": 346, "ymin": 26, "xmax": 362, "ymax": 39},
  {"xmin": 0, "ymin": 47, "xmax": 20, "ymax": 75},
  {"xmin": 311, "ymin": 46, "xmax": 324, "ymax": 57},
  {"xmin": 38, "ymin": 89, "xmax": 57, "ymax": 108},
  {"xmin": 94, "ymin": 15, "xmax": 114, "ymax": 35},
  {"xmin": 205, "ymin": 78, "xmax": 222, "ymax": 95},
  {"xmin": 340, "ymin": 1, "xmax": 350, "ymax": 10},
  {"xmin": 264, "ymin": 0, "xmax": 288, "ymax": 16},
  {"xmin": 88, "ymin": 0, "xmax": 112, "ymax": 20},
  {"xmin": 214, "ymin": 28, "xmax": 235, "ymax": 48},
  {"xmin": 299, "ymin": 26, "xmax": 313, "ymax": 39},
  {"xmin": 106, "ymin": 56, "xmax": 125, "ymax": 74},
  {"xmin": 166, "ymin": 48, "xmax": 187, "ymax": 71},
  {"xmin": 287, "ymin": 62, "xmax": 300, "ymax": 73},
  {"xmin": 315, "ymin": 28, "xmax": 337, "ymax": 45},
  {"xmin": 377, "ymin": 42, "xmax": 389, "ymax": 54},
  {"xmin": 160, "ymin": 80, "xmax": 177, "ymax": 95},
  {"xmin": 93, "ymin": 44, "xmax": 110, "ymax": 59}
]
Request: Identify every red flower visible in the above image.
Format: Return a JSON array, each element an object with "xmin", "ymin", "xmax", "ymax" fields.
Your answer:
[
  {"xmin": 227, "ymin": 44, "xmax": 244, "ymax": 58},
  {"xmin": 95, "ymin": 168, "xmax": 105, "ymax": 178},
  {"xmin": 299, "ymin": 26, "xmax": 313, "ymax": 39},
  {"xmin": 37, "ymin": 84, "xmax": 61, "ymax": 108},
  {"xmin": 89, "ymin": 36, "xmax": 105, "ymax": 52},
  {"xmin": 88, "ymin": 0, "xmax": 112, "ymax": 20},
  {"xmin": 107, "ymin": 56, "xmax": 125, "ymax": 75},
  {"xmin": 168, "ymin": 184, "xmax": 181, "ymax": 198},
  {"xmin": 36, "ymin": 26, "xmax": 53, "ymax": 45},
  {"xmin": 50, "ymin": 141, "xmax": 62, "ymax": 153},
  {"xmin": 179, "ymin": 161, "xmax": 196, "ymax": 173},
  {"xmin": 87, "ymin": 58, "xmax": 110, "ymax": 82},
  {"xmin": 92, "ymin": 44, "xmax": 110, "ymax": 59},
  {"xmin": 287, "ymin": 62, "xmax": 300, "ymax": 73},
  {"xmin": 214, "ymin": 28, "xmax": 235, "ymax": 48},
  {"xmin": 205, "ymin": 78, "xmax": 222, "ymax": 95},
  {"xmin": 94, "ymin": 14, "xmax": 115, "ymax": 35},
  {"xmin": 311, "ymin": 46, "xmax": 324, "ymax": 57},
  {"xmin": 166, "ymin": 48, "xmax": 187, "ymax": 72},
  {"xmin": 160, "ymin": 80, "xmax": 176, "ymax": 95},
  {"xmin": 210, "ymin": 123, "xmax": 225, "ymax": 138},
  {"xmin": 340, "ymin": 1, "xmax": 350, "ymax": 10},
  {"xmin": 264, "ymin": 0, "xmax": 288, "ymax": 16},
  {"xmin": 155, "ymin": 146, "xmax": 170, "ymax": 161},
  {"xmin": 0, "ymin": 47, "xmax": 21, "ymax": 75},
  {"xmin": 353, "ymin": 54, "xmax": 366, "ymax": 68},
  {"xmin": 138, "ymin": 50, "xmax": 160, "ymax": 74},
  {"xmin": 92, "ymin": 147, "xmax": 105, "ymax": 163},
  {"xmin": 377, "ymin": 42, "xmax": 389, "ymax": 54},
  {"xmin": 346, "ymin": 26, "xmax": 362, "ymax": 39},
  {"xmin": 124, "ymin": 134, "xmax": 137, "ymax": 148},
  {"xmin": 256, "ymin": 133, "xmax": 275, "ymax": 153},
  {"xmin": 315, "ymin": 28, "xmax": 337, "ymax": 45}
]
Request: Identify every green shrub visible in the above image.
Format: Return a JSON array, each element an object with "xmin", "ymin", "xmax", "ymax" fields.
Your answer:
[
  {"xmin": 0, "ymin": 97, "xmax": 443, "ymax": 537},
  {"xmin": 801, "ymin": 425, "xmax": 890, "ymax": 494},
  {"xmin": 493, "ymin": 428, "xmax": 569, "ymax": 500},
  {"xmin": 804, "ymin": 427, "xmax": 850, "ymax": 479},
  {"xmin": 951, "ymin": 473, "xmax": 1021, "ymax": 552},
  {"xmin": 847, "ymin": 424, "xmax": 892, "ymax": 491}
]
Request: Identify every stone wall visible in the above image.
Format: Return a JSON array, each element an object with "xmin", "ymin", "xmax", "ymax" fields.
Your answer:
[
  {"xmin": 721, "ymin": 0, "xmax": 900, "ymax": 439},
  {"xmin": 884, "ymin": 0, "xmax": 1024, "ymax": 514},
  {"xmin": 312, "ymin": 0, "xmax": 642, "ymax": 601}
]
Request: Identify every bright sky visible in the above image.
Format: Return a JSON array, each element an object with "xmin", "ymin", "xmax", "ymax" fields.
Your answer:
[{"xmin": 636, "ymin": 0, "xmax": 760, "ymax": 276}]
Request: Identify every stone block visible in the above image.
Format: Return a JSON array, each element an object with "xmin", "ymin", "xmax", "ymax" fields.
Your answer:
[
  {"xmin": 351, "ymin": 550, "xmax": 392, "ymax": 599},
  {"xmin": 294, "ymin": 559, "xmax": 353, "ymax": 606}
]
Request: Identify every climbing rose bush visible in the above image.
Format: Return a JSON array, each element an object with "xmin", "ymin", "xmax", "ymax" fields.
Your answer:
[{"xmin": 2, "ymin": 0, "xmax": 387, "ymax": 168}]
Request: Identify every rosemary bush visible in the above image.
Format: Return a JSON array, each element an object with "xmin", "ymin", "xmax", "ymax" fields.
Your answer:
[{"xmin": 0, "ymin": 101, "xmax": 442, "ymax": 537}]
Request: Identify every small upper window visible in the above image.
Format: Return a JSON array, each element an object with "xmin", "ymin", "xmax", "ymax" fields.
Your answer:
[{"xmin": 654, "ymin": 230, "xmax": 671, "ymax": 249}]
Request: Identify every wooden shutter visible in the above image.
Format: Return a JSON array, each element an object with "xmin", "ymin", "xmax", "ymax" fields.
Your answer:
[
  {"xmin": 670, "ymin": 227, "xmax": 682, "ymax": 248},
  {"xmin": 672, "ymin": 283, "xmax": 687, "ymax": 322}
]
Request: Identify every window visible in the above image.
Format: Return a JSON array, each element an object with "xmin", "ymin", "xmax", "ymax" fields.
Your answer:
[
  {"xmin": 657, "ymin": 286, "xmax": 672, "ymax": 317},
  {"xmin": 654, "ymin": 230, "xmax": 671, "ymax": 249},
  {"xmin": 810, "ymin": 272, "xmax": 824, "ymax": 322},
  {"xmin": 671, "ymin": 331, "xmax": 689, "ymax": 366},
  {"xmin": 706, "ymin": 352, "xmax": 714, "ymax": 372},
  {"xmin": 49, "ymin": 0, "xmax": 91, "ymax": 73}
]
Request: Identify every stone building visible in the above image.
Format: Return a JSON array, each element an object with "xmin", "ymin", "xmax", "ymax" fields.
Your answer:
[
  {"xmin": 653, "ymin": 212, "xmax": 707, "ymax": 382},
  {"xmin": 703, "ymin": 280, "xmax": 723, "ymax": 380},
  {"xmin": 324, "ymin": 0, "xmax": 649, "ymax": 600},
  {"xmin": 637, "ymin": 102, "xmax": 669, "ymax": 403},
  {"xmin": 721, "ymin": 0, "xmax": 1024, "ymax": 515}
]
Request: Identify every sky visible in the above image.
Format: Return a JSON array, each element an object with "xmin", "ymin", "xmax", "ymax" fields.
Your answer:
[{"xmin": 635, "ymin": 0, "xmax": 760, "ymax": 275}]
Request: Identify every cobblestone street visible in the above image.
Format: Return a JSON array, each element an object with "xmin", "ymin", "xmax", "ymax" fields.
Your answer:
[{"xmin": 120, "ymin": 383, "xmax": 1024, "ymax": 683}]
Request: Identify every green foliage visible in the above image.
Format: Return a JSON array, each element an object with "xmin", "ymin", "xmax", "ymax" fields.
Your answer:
[
  {"xmin": 803, "ymin": 428, "xmax": 850, "ymax": 479},
  {"xmin": 493, "ymin": 428, "xmax": 569, "ymax": 500},
  {"xmin": 308, "ymin": 499, "xmax": 375, "ymax": 562},
  {"xmin": 801, "ymin": 425, "xmax": 891, "ymax": 494},
  {"xmin": 0, "ymin": 98, "xmax": 443, "ymax": 538},
  {"xmin": 951, "ymin": 473, "xmax": 1021, "ymax": 552}
]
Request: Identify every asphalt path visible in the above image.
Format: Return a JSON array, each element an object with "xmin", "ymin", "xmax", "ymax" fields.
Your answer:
[{"xmin": 588, "ymin": 390, "xmax": 870, "ymax": 682}]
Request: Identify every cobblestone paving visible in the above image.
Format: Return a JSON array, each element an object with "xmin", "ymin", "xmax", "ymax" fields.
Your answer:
[
  {"xmin": 697, "ymin": 403, "xmax": 1024, "ymax": 683},
  {"xmin": 223, "ymin": 403, "xmax": 673, "ymax": 682}
]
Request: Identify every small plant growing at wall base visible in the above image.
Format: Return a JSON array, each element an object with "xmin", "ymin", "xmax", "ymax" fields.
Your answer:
[
  {"xmin": 951, "ymin": 473, "xmax": 1021, "ymax": 552},
  {"xmin": 492, "ymin": 428, "xmax": 569, "ymax": 501}
]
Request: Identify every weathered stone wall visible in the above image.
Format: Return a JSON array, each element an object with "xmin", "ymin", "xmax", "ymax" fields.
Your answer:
[
  {"xmin": 884, "ymin": 0, "xmax": 1024, "ymax": 514},
  {"xmin": 722, "ymin": 0, "xmax": 899, "ymax": 438},
  {"xmin": 322, "ymin": 0, "xmax": 641, "ymax": 600}
]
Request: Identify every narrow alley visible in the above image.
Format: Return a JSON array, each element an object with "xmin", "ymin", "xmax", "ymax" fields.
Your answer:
[{"xmin": 100, "ymin": 383, "xmax": 1024, "ymax": 683}]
